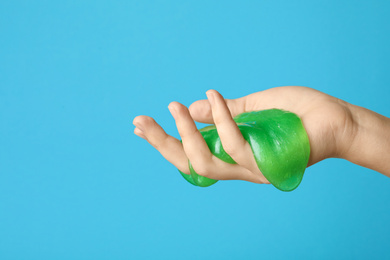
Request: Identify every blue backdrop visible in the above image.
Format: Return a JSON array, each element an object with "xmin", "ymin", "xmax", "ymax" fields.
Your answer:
[{"xmin": 1, "ymin": 1, "xmax": 389, "ymax": 259}]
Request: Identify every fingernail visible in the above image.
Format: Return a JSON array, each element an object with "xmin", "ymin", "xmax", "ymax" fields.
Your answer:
[
  {"xmin": 134, "ymin": 126, "xmax": 144, "ymax": 133},
  {"xmin": 134, "ymin": 127, "xmax": 146, "ymax": 139},
  {"xmin": 133, "ymin": 121, "xmax": 144, "ymax": 132},
  {"xmin": 206, "ymin": 91, "xmax": 215, "ymax": 106},
  {"xmin": 168, "ymin": 104, "xmax": 177, "ymax": 118}
]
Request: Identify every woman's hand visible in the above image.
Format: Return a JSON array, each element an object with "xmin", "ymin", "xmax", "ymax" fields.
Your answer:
[{"xmin": 133, "ymin": 86, "xmax": 387, "ymax": 184}]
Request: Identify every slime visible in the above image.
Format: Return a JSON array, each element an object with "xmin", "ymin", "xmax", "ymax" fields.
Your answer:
[{"xmin": 178, "ymin": 109, "xmax": 310, "ymax": 192}]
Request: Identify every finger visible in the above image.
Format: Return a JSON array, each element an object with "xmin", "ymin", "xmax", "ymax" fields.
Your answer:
[
  {"xmin": 168, "ymin": 102, "xmax": 263, "ymax": 183},
  {"xmin": 168, "ymin": 102, "xmax": 213, "ymax": 167},
  {"xmin": 132, "ymin": 114, "xmax": 261, "ymax": 183},
  {"xmin": 133, "ymin": 115, "xmax": 190, "ymax": 174},
  {"xmin": 206, "ymin": 90, "xmax": 270, "ymax": 184},
  {"xmin": 189, "ymin": 96, "xmax": 247, "ymax": 124},
  {"xmin": 209, "ymin": 157, "xmax": 266, "ymax": 183}
]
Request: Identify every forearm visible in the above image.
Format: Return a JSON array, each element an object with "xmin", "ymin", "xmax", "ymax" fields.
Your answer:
[{"xmin": 343, "ymin": 104, "xmax": 390, "ymax": 176}]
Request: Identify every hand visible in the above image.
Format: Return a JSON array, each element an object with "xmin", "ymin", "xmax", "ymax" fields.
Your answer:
[{"xmin": 133, "ymin": 86, "xmax": 356, "ymax": 184}]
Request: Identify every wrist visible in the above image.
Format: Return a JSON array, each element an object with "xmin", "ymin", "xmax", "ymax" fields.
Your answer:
[
  {"xmin": 333, "ymin": 101, "xmax": 359, "ymax": 160},
  {"xmin": 304, "ymin": 97, "xmax": 357, "ymax": 166},
  {"xmin": 339, "ymin": 103, "xmax": 390, "ymax": 176}
]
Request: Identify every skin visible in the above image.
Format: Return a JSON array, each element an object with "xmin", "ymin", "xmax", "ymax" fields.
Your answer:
[{"xmin": 133, "ymin": 86, "xmax": 390, "ymax": 184}]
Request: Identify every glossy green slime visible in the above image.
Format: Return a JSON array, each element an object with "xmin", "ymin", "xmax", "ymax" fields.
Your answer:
[{"xmin": 178, "ymin": 109, "xmax": 310, "ymax": 192}]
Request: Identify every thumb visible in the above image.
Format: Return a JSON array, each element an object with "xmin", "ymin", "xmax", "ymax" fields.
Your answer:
[{"xmin": 189, "ymin": 90, "xmax": 247, "ymax": 124}]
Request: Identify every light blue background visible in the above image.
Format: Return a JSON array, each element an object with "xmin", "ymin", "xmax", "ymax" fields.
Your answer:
[{"xmin": 1, "ymin": 1, "xmax": 389, "ymax": 259}]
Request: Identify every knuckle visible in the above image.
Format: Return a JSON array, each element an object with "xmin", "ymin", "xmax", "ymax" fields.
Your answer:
[
  {"xmin": 222, "ymin": 143, "xmax": 236, "ymax": 155},
  {"xmin": 150, "ymin": 140, "xmax": 160, "ymax": 149},
  {"xmin": 222, "ymin": 139, "xmax": 246, "ymax": 156},
  {"xmin": 159, "ymin": 135, "xmax": 172, "ymax": 149},
  {"xmin": 180, "ymin": 127, "xmax": 198, "ymax": 139},
  {"xmin": 142, "ymin": 116, "xmax": 156, "ymax": 126},
  {"xmin": 213, "ymin": 116, "xmax": 225, "ymax": 126},
  {"xmin": 150, "ymin": 132, "xmax": 169, "ymax": 150},
  {"xmin": 191, "ymin": 163, "xmax": 211, "ymax": 177},
  {"xmin": 221, "ymin": 139, "xmax": 252, "ymax": 166}
]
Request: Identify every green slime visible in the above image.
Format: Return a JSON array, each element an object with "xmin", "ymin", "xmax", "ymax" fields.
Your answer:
[{"xmin": 178, "ymin": 109, "xmax": 310, "ymax": 192}]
